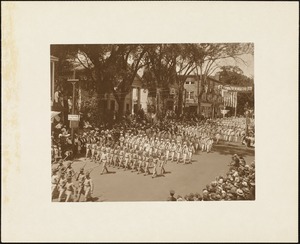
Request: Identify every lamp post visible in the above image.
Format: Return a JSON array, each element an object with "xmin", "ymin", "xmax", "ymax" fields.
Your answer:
[{"xmin": 68, "ymin": 78, "xmax": 79, "ymax": 146}]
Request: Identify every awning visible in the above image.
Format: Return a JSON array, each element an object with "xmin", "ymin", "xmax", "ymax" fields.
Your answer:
[
  {"xmin": 50, "ymin": 55, "xmax": 59, "ymax": 62},
  {"xmin": 51, "ymin": 111, "xmax": 61, "ymax": 123},
  {"xmin": 51, "ymin": 111, "xmax": 61, "ymax": 119}
]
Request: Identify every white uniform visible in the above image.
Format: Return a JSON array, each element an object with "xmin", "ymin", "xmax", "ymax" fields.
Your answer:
[
  {"xmin": 51, "ymin": 174, "xmax": 59, "ymax": 196},
  {"xmin": 58, "ymin": 177, "xmax": 67, "ymax": 202},
  {"xmin": 84, "ymin": 177, "xmax": 93, "ymax": 201},
  {"xmin": 65, "ymin": 181, "xmax": 76, "ymax": 202}
]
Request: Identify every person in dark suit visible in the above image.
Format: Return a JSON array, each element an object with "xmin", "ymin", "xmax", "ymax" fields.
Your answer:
[{"xmin": 167, "ymin": 190, "xmax": 177, "ymax": 201}]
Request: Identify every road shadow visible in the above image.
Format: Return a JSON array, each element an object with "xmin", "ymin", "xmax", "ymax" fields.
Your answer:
[
  {"xmin": 155, "ymin": 174, "xmax": 166, "ymax": 178},
  {"xmin": 94, "ymin": 198, "xmax": 108, "ymax": 202},
  {"xmin": 100, "ymin": 171, "xmax": 116, "ymax": 175},
  {"xmin": 213, "ymin": 143, "xmax": 255, "ymax": 157},
  {"xmin": 52, "ymin": 191, "xmax": 59, "ymax": 200},
  {"xmin": 90, "ymin": 196, "xmax": 100, "ymax": 202}
]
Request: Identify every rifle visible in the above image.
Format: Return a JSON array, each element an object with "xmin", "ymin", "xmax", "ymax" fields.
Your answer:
[
  {"xmin": 75, "ymin": 161, "xmax": 94, "ymax": 202},
  {"xmin": 55, "ymin": 154, "xmax": 69, "ymax": 170},
  {"xmin": 76, "ymin": 161, "xmax": 88, "ymax": 181},
  {"xmin": 62, "ymin": 154, "xmax": 69, "ymax": 161}
]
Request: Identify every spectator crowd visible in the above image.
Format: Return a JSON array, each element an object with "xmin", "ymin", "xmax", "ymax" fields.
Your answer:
[
  {"xmin": 167, "ymin": 154, "xmax": 255, "ymax": 201},
  {"xmin": 51, "ymin": 113, "xmax": 255, "ymax": 202}
]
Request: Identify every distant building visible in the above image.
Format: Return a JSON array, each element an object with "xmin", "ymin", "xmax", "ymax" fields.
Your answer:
[
  {"xmin": 146, "ymin": 84, "xmax": 179, "ymax": 116},
  {"xmin": 50, "ymin": 55, "xmax": 59, "ymax": 104},
  {"xmin": 56, "ymin": 64, "xmax": 148, "ymax": 116},
  {"xmin": 183, "ymin": 75, "xmax": 224, "ymax": 118},
  {"xmin": 97, "ymin": 74, "xmax": 148, "ymax": 116}
]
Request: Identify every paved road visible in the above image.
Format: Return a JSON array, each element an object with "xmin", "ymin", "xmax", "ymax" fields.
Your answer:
[{"xmin": 52, "ymin": 141, "xmax": 254, "ymax": 202}]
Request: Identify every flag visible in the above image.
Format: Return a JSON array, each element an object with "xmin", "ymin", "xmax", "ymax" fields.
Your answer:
[
  {"xmin": 222, "ymin": 90, "xmax": 238, "ymax": 108},
  {"xmin": 223, "ymin": 90, "xmax": 228, "ymax": 106}
]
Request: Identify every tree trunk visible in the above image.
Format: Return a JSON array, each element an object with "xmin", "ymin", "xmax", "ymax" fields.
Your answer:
[
  {"xmin": 197, "ymin": 75, "xmax": 205, "ymax": 118},
  {"xmin": 96, "ymin": 93, "xmax": 107, "ymax": 126},
  {"xmin": 198, "ymin": 97, "xmax": 202, "ymax": 116},
  {"xmin": 117, "ymin": 95, "xmax": 126, "ymax": 120},
  {"xmin": 177, "ymin": 85, "xmax": 184, "ymax": 116}
]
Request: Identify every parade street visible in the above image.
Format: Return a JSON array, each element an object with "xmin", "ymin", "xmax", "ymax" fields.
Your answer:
[
  {"xmin": 50, "ymin": 43, "xmax": 256, "ymax": 202},
  {"xmin": 53, "ymin": 141, "xmax": 254, "ymax": 202}
]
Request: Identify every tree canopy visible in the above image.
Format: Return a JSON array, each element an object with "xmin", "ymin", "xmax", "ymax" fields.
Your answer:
[{"xmin": 51, "ymin": 43, "xmax": 253, "ymax": 121}]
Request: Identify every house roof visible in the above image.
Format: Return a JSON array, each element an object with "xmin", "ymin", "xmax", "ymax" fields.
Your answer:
[
  {"xmin": 50, "ymin": 55, "xmax": 59, "ymax": 62},
  {"xmin": 178, "ymin": 74, "xmax": 222, "ymax": 84}
]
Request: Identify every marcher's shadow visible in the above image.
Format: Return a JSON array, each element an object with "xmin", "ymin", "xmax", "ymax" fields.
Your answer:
[
  {"xmin": 164, "ymin": 171, "xmax": 172, "ymax": 174},
  {"xmin": 94, "ymin": 197, "xmax": 109, "ymax": 202},
  {"xmin": 107, "ymin": 171, "xmax": 116, "ymax": 174},
  {"xmin": 90, "ymin": 196, "xmax": 100, "ymax": 202},
  {"xmin": 72, "ymin": 159, "xmax": 83, "ymax": 162},
  {"xmin": 52, "ymin": 194, "xmax": 58, "ymax": 200}
]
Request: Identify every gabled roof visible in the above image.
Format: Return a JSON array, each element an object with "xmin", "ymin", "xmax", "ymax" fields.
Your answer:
[
  {"xmin": 50, "ymin": 55, "xmax": 59, "ymax": 62},
  {"xmin": 179, "ymin": 74, "xmax": 222, "ymax": 84}
]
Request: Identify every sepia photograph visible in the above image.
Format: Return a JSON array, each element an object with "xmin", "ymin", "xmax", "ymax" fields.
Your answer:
[
  {"xmin": 2, "ymin": 1, "xmax": 298, "ymax": 242},
  {"xmin": 50, "ymin": 43, "xmax": 255, "ymax": 202}
]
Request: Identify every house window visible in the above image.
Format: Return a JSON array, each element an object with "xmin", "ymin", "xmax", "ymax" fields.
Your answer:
[
  {"xmin": 185, "ymin": 81, "xmax": 195, "ymax": 85},
  {"xmin": 191, "ymin": 91, "xmax": 194, "ymax": 99},
  {"xmin": 187, "ymin": 91, "xmax": 194, "ymax": 99}
]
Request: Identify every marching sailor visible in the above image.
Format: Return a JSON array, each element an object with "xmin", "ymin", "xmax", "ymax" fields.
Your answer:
[
  {"xmin": 58, "ymin": 172, "xmax": 67, "ymax": 202},
  {"xmin": 170, "ymin": 140, "xmax": 176, "ymax": 162},
  {"xmin": 100, "ymin": 147, "xmax": 109, "ymax": 175},
  {"xmin": 65, "ymin": 176, "xmax": 76, "ymax": 202},
  {"xmin": 75, "ymin": 168, "xmax": 85, "ymax": 202},
  {"xmin": 182, "ymin": 141, "xmax": 188, "ymax": 164},
  {"xmin": 84, "ymin": 172, "xmax": 93, "ymax": 202},
  {"xmin": 51, "ymin": 168, "xmax": 59, "ymax": 199}
]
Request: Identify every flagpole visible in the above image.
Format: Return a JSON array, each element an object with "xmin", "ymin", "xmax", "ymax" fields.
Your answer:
[
  {"xmin": 234, "ymin": 103, "xmax": 237, "ymax": 117},
  {"xmin": 223, "ymin": 94, "xmax": 225, "ymax": 118},
  {"xmin": 234, "ymin": 92, "xmax": 237, "ymax": 117}
]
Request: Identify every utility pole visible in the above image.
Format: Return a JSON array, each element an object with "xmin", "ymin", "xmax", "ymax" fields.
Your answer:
[
  {"xmin": 244, "ymin": 102, "xmax": 249, "ymax": 136},
  {"xmin": 71, "ymin": 82, "xmax": 76, "ymax": 144},
  {"xmin": 156, "ymin": 88, "xmax": 159, "ymax": 118},
  {"xmin": 196, "ymin": 67, "xmax": 201, "ymax": 116},
  {"xmin": 68, "ymin": 70, "xmax": 79, "ymax": 147},
  {"xmin": 234, "ymin": 91, "xmax": 238, "ymax": 117}
]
